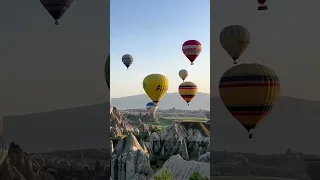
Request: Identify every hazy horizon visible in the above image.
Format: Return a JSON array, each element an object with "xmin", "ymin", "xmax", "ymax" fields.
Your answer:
[{"xmin": 110, "ymin": 0, "xmax": 210, "ymax": 99}]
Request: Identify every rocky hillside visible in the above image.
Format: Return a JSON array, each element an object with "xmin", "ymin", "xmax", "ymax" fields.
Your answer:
[
  {"xmin": 211, "ymin": 149, "xmax": 320, "ymax": 179},
  {"xmin": 0, "ymin": 142, "xmax": 110, "ymax": 180},
  {"xmin": 110, "ymin": 108, "xmax": 211, "ymax": 180},
  {"xmin": 152, "ymin": 154, "xmax": 210, "ymax": 180}
]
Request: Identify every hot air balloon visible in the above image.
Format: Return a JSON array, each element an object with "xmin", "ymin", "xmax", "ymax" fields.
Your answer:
[
  {"xmin": 179, "ymin": 69, "xmax": 188, "ymax": 82},
  {"xmin": 220, "ymin": 25, "xmax": 250, "ymax": 64},
  {"xmin": 40, "ymin": 0, "xmax": 74, "ymax": 25},
  {"xmin": 143, "ymin": 74, "xmax": 169, "ymax": 105},
  {"xmin": 105, "ymin": 55, "xmax": 110, "ymax": 89},
  {"xmin": 219, "ymin": 63, "xmax": 280, "ymax": 139},
  {"xmin": 146, "ymin": 102, "xmax": 158, "ymax": 115},
  {"xmin": 122, "ymin": 54, "xmax": 133, "ymax": 69},
  {"xmin": 182, "ymin": 40, "xmax": 202, "ymax": 65},
  {"xmin": 179, "ymin": 81, "xmax": 198, "ymax": 105},
  {"xmin": 0, "ymin": 138, "xmax": 9, "ymax": 166},
  {"xmin": 257, "ymin": 0, "xmax": 268, "ymax": 10}
]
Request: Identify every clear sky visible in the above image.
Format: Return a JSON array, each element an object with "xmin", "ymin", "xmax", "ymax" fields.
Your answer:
[{"xmin": 110, "ymin": 0, "xmax": 210, "ymax": 98}]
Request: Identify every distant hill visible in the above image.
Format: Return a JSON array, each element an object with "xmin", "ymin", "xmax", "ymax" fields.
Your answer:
[
  {"xmin": 2, "ymin": 103, "xmax": 109, "ymax": 153},
  {"xmin": 111, "ymin": 92, "xmax": 210, "ymax": 110},
  {"xmin": 211, "ymin": 96, "xmax": 320, "ymax": 155},
  {"xmin": 2, "ymin": 96, "xmax": 320, "ymax": 155}
]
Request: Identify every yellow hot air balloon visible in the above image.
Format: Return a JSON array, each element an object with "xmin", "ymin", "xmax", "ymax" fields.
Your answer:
[
  {"xmin": 179, "ymin": 69, "xmax": 188, "ymax": 82},
  {"xmin": 178, "ymin": 81, "xmax": 198, "ymax": 105},
  {"xmin": 220, "ymin": 25, "xmax": 250, "ymax": 64},
  {"xmin": 219, "ymin": 63, "xmax": 280, "ymax": 139},
  {"xmin": 105, "ymin": 55, "xmax": 110, "ymax": 89},
  {"xmin": 143, "ymin": 74, "xmax": 169, "ymax": 104}
]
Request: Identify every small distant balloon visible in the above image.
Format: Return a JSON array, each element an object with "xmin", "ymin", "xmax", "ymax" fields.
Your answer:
[
  {"xmin": 143, "ymin": 74, "xmax": 169, "ymax": 105},
  {"xmin": 182, "ymin": 40, "xmax": 202, "ymax": 65},
  {"xmin": 179, "ymin": 69, "xmax": 188, "ymax": 82},
  {"xmin": 122, "ymin": 54, "xmax": 133, "ymax": 69},
  {"xmin": 40, "ymin": 0, "xmax": 74, "ymax": 25},
  {"xmin": 178, "ymin": 81, "xmax": 198, "ymax": 105},
  {"xmin": 146, "ymin": 102, "xmax": 158, "ymax": 115},
  {"xmin": 220, "ymin": 25, "xmax": 250, "ymax": 64}
]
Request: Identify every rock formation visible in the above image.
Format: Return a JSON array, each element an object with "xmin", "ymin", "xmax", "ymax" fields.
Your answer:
[
  {"xmin": 149, "ymin": 122, "xmax": 210, "ymax": 160},
  {"xmin": 152, "ymin": 154, "xmax": 210, "ymax": 180},
  {"xmin": 111, "ymin": 132, "xmax": 153, "ymax": 180},
  {"xmin": 0, "ymin": 142, "xmax": 55, "ymax": 180}
]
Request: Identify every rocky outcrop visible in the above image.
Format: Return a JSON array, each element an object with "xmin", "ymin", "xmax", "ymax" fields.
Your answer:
[
  {"xmin": 110, "ymin": 108, "xmax": 155, "ymax": 138},
  {"xmin": 149, "ymin": 122, "xmax": 210, "ymax": 160},
  {"xmin": 152, "ymin": 154, "xmax": 210, "ymax": 180},
  {"xmin": 198, "ymin": 152, "xmax": 210, "ymax": 163},
  {"xmin": 111, "ymin": 132, "xmax": 153, "ymax": 180},
  {"xmin": 0, "ymin": 142, "xmax": 55, "ymax": 180}
]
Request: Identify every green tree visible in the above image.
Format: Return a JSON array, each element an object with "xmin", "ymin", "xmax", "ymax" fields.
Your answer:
[
  {"xmin": 189, "ymin": 172, "xmax": 209, "ymax": 180},
  {"xmin": 154, "ymin": 168, "xmax": 173, "ymax": 180}
]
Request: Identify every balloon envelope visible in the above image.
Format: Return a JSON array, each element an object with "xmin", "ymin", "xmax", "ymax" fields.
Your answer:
[
  {"xmin": 182, "ymin": 40, "xmax": 202, "ymax": 65},
  {"xmin": 122, "ymin": 54, "xmax": 134, "ymax": 69},
  {"xmin": 220, "ymin": 25, "xmax": 250, "ymax": 64},
  {"xmin": 146, "ymin": 102, "xmax": 158, "ymax": 114},
  {"xmin": 178, "ymin": 81, "xmax": 198, "ymax": 105},
  {"xmin": 219, "ymin": 63, "xmax": 280, "ymax": 133},
  {"xmin": 40, "ymin": 0, "xmax": 74, "ymax": 25},
  {"xmin": 179, "ymin": 69, "xmax": 188, "ymax": 82},
  {"xmin": 143, "ymin": 74, "xmax": 169, "ymax": 104}
]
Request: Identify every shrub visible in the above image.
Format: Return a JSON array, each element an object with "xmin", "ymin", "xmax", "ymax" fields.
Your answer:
[
  {"xmin": 153, "ymin": 168, "xmax": 173, "ymax": 180},
  {"xmin": 189, "ymin": 172, "xmax": 209, "ymax": 180}
]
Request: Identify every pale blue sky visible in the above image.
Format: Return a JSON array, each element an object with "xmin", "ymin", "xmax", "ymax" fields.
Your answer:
[{"xmin": 110, "ymin": 0, "xmax": 210, "ymax": 98}]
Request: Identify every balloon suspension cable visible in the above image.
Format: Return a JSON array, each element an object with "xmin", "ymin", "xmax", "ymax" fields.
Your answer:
[
  {"xmin": 249, "ymin": 133, "xmax": 253, "ymax": 139},
  {"xmin": 127, "ymin": 67, "xmax": 129, "ymax": 70}
]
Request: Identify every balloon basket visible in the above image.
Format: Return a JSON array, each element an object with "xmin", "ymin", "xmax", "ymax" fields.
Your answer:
[{"xmin": 258, "ymin": 5, "xmax": 268, "ymax": 10}]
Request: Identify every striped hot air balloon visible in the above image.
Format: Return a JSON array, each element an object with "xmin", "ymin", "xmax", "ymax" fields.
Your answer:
[
  {"xmin": 220, "ymin": 25, "xmax": 250, "ymax": 64},
  {"xmin": 122, "ymin": 54, "xmax": 134, "ymax": 69},
  {"xmin": 0, "ymin": 138, "xmax": 9, "ymax": 166},
  {"xmin": 257, "ymin": 0, "xmax": 268, "ymax": 10},
  {"xmin": 182, "ymin": 40, "xmax": 202, "ymax": 65},
  {"xmin": 146, "ymin": 102, "xmax": 158, "ymax": 115},
  {"xmin": 40, "ymin": 0, "xmax": 74, "ymax": 25},
  {"xmin": 179, "ymin": 81, "xmax": 198, "ymax": 105},
  {"xmin": 219, "ymin": 63, "xmax": 280, "ymax": 139}
]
